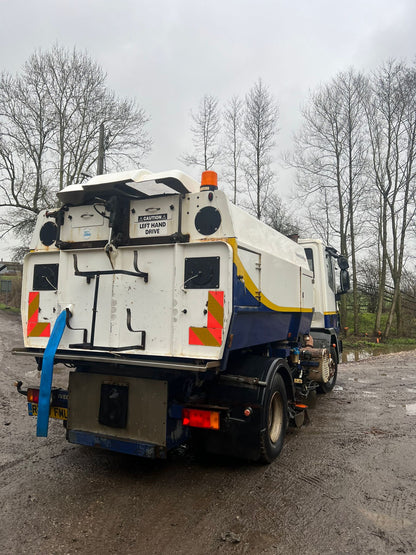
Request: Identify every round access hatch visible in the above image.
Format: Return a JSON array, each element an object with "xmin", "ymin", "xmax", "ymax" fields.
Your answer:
[
  {"xmin": 39, "ymin": 221, "xmax": 57, "ymax": 246},
  {"xmin": 194, "ymin": 206, "xmax": 221, "ymax": 236}
]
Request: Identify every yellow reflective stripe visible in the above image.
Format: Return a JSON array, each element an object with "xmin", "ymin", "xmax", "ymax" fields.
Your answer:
[
  {"xmin": 28, "ymin": 292, "xmax": 39, "ymax": 321},
  {"xmin": 208, "ymin": 291, "xmax": 224, "ymax": 328},
  {"xmin": 28, "ymin": 323, "xmax": 50, "ymax": 337},
  {"xmin": 27, "ymin": 292, "xmax": 51, "ymax": 337},
  {"xmin": 189, "ymin": 327, "xmax": 221, "ymax": 347},
  {"xmin": 226, "ymin": 238, "xmax": 313, "ymax": 313}
]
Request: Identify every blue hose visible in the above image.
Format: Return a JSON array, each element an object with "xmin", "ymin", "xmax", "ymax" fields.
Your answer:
[{"xmin": 36, "ymin": 309, "xmax": 68, "ymax": 437}]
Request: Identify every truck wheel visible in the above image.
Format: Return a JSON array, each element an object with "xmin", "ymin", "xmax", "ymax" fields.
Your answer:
[
  {"xmin": 319, "ymin": 348, "xmax": 338, "ymax": 393},
  {"xmin": 259, "ymin": 373, "xmax": 288, "ymax": 464}
]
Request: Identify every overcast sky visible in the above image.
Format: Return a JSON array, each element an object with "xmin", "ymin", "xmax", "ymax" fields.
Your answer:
[{"xmin": 0, "ymin": 0, "xmax": 415, "ymax": 257}]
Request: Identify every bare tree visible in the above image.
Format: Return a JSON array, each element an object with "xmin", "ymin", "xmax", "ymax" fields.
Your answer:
[
  {"xmin": 263, "ymin": 192, "xmax": 301, "ymax": 236},
  {"xmin": 243, "ymin": 79, "xmax": 278, "ymax": 220},
  {"xmin": 0, "ymin": 45, "xmax": 152, "ymax": 249},
  {"xmin": 365, "ymin": 60, "xmax": 416, "ymax": 338},
  {"xmin": 222, "ymin": 96, "xmax": 244, "ymax": 204},
  {"xmin": 305, "ymin": 187, "xmax": 336, "ymax": 245},
  {"xmin": 180, "ymin": 94, "xmax": 221, "ymax": 171},
  {"xmin": 290, "ymin": 69, "xmax": 369, "ymax": 331}
]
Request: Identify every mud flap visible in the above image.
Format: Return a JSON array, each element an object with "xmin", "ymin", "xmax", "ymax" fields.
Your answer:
[{"xmin": 36, "ymin": 309, "xmax": 68, "ymax": 437}]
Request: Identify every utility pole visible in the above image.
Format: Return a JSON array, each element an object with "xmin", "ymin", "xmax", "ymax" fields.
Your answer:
[{"xmin": 97, "ymin": 123, "xmax": 105, "ymax": 175}]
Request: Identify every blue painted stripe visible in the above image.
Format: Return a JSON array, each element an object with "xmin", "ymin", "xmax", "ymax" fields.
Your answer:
[
  {"xmin": 324, "ymin": 313, "xmax": 340, "ymax": 332},
  {"xmin": 36, "ymin": 309, "xmax": 67, "ymax": 437},
  {"xmin": 228, "ymin": 265, "xmax": 314, "ymax": 351},
  {"xmin": 228, "ymin": 310, "xmax": 312, "ymax": 351}
]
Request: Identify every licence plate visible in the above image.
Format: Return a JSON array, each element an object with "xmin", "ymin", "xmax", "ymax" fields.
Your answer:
[{"xmin": 29, "ymin": 403, "xmax": 68, "ymax": 420}]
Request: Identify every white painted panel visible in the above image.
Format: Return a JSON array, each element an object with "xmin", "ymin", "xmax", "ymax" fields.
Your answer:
[
  {"xmin": 60, "ymin": 205, "xmax": 110, "ymax": 243},
  {"xmin": 172, "ymin": 242, "xmax": 233, "ymax": 360},
  {"xmin": 129, "ymin": 196, "xmax": 180, "ymax": 239},
  {"xmin": 238, "ymin": 248, "xmax": 261, "ymax": 294}
]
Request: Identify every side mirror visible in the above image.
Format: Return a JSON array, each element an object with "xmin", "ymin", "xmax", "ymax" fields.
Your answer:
[
  {"xmin": 336, "ymin": 269, "xmax": 350, "ymax": 300},
  {"xmin": 339, "ymin": 269, "xmax": 350, "ymax": 293},
  {"xmin": 337, "ymin": 256, "xmax": 349, "ymax": 270}
]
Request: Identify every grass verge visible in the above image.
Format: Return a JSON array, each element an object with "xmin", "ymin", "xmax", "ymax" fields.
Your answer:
[{"xmin": 0, "ymin": 304, "xmax": 20, "ymax": 314}]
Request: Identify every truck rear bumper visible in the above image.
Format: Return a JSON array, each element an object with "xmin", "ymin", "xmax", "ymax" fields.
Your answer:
[{"xmin": 67, "ymin": 430, "xmax": 167, "ymax": 459}]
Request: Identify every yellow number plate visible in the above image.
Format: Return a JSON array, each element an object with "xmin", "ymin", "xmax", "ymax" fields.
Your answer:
[{"xmin": 30, "ymin": 403, "xmax": 68, "ymax": 420}]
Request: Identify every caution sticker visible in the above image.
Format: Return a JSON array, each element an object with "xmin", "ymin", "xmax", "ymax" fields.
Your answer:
[{"xmin": 137, "ymin": 214, "xmax": 169, "ymax": 237}]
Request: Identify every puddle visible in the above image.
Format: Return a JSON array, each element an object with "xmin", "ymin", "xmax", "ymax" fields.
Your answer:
[{"xmin": 406, "ymin": 404, "xmax": 416, "ymax": 416}]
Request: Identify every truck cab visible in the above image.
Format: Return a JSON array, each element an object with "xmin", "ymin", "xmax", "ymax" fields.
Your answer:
[{"xmin": 299, "ymin": 239, "xmax": 350, "ymax": 362}]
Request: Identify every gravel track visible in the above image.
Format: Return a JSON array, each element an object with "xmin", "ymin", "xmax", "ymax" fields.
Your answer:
[{"xmin": 1, "ymin": 310, "xmax": 415, "ymax": 554}]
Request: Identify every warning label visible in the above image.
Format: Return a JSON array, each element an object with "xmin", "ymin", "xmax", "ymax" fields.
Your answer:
[{"xmin": 137, "ymin": 213, "xmax": 169, "ymax": 236}]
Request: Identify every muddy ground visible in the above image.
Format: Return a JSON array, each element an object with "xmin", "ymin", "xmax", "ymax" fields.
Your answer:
[{"xmin": 0, "ymin": 309, "xmax": 415, "ymax": 554}]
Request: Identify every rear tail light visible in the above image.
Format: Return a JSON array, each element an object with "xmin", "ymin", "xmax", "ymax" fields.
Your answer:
[
  {"xmin": 27, "ymin": 388, "xmax": 40, "ymax": 404},
  {"xmin": 182, "ymin": 408, "xmax": 220, "ymax": 430}
]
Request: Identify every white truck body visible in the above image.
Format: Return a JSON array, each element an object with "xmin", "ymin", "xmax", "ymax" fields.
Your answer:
[
  {"xmin": 15, "ymin": 169, "xmax": 348, "ymax": 462},
  {"xmin": 22, "ymin": 170, "xmax": 314, "ymax": 362}
]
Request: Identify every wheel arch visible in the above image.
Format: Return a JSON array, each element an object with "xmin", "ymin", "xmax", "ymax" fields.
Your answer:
[
  {"xmin": 194, "ymin": 354, "xmax": 293, "ymax": 462},
  {"xmin": 224, "ymin": 354, "xmax": 295, "ymax": 405},
  {"xmin": 264, "ymin": 358, "xmax": 295, "ymax": 405}
]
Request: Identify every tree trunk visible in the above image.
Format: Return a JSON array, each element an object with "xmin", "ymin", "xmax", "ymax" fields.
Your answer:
[
  {"xmin": 375, "ymin": 196, "xmax": 388, "ymax": 335},
  {"xmin": 396, "ymin": 289, "xmax": 403, "ymax": 336},
  {"xmin": 384, "ymin": 285, "xmax": 399, "ymax": 338}
]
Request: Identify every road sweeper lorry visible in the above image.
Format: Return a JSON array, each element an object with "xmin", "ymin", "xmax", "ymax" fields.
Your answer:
[{"xmin": 14, "ymin": 169, "xmax": 349, "ymax": 463}]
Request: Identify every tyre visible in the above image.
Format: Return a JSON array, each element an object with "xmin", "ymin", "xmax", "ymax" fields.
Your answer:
[
  {"xmin": 259, "ymin": 372, "xmax": 288, "ymax": 463},
  {"xmin": 319, "ymin": 347, "xmax": 338, "ymax": 393}
]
